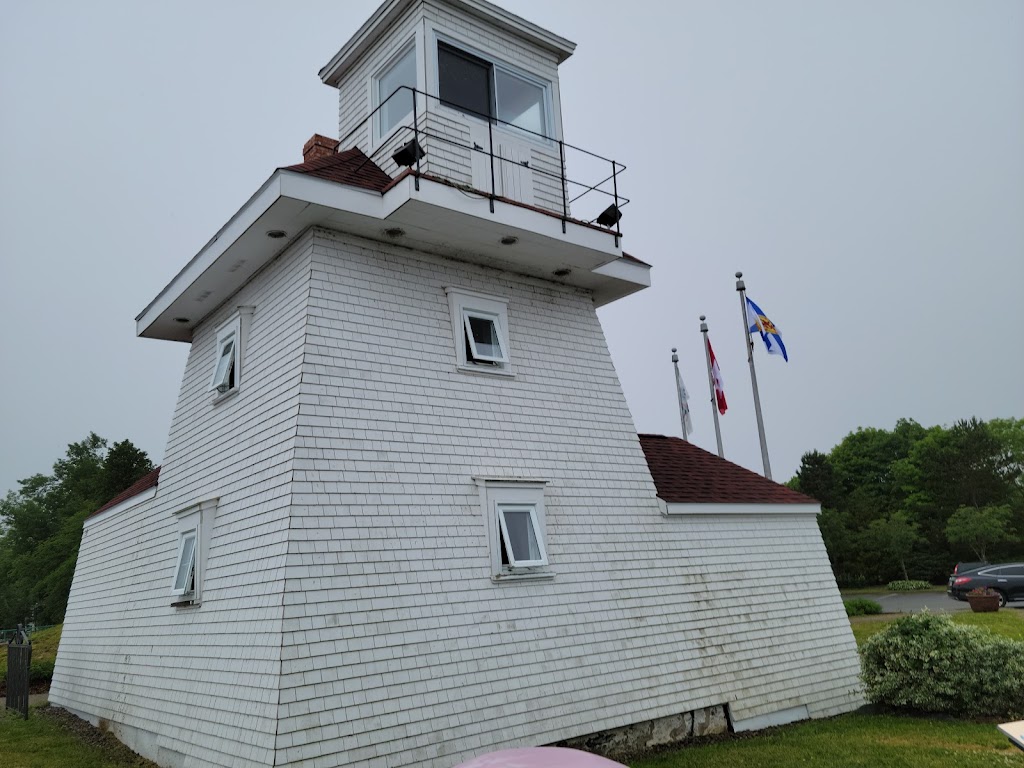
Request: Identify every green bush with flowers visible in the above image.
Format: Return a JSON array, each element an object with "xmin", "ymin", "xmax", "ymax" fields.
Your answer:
[{"xmin": 885, "ymin": 579, "xmax": 932, "ymax": 591}]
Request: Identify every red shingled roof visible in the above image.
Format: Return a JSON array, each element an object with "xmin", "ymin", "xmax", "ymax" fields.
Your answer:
[
  {"xmin": 282, "ymin": 147, "xmax": 393, "ymax": 192},
  {"xmin": 89, "ymin": 466, "xmax": 161, "ymax": 518},
  {"xmin": 638, "ymin": 434, "xmax": 815, "ymax": 505}
]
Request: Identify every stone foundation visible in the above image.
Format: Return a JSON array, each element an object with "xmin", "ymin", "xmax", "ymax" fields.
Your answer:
[{"xmin": 553, "ymin": 704, "xmax": 730, "ymax": 760}]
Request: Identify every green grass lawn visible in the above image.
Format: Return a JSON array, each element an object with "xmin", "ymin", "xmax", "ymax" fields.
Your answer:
[
  {"xmin": 633, "ymin": 712, "xmax": 1023, "ymax": 768},
  {"xmin": 0, "ymin": 625, "xmax": 62, "ymax": 685},
  {"xmin": 850, "ymin": 608, "xmax": 1024, "ymax": 646},
  {"xmin": 0, "ymin": 707, "xmax": 156, "ymax": 768}
]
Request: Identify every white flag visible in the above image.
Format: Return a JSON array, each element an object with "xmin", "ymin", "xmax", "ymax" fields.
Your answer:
[{"xmin": 675, "ymin": 365, "xmax": 694, "ymax": 437}]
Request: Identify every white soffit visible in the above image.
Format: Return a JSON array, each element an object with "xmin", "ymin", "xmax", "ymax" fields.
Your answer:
[{"xmin": 136, "ymin": 172, "xmax": 648, "ymax": 341}]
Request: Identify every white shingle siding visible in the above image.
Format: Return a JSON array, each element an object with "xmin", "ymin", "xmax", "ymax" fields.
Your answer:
[
  {"xmin": 50, "ymin": 235, "xmax": 318, "ymax": 768},
  {"xmin": 53, "ymin": 225, "xmax": 861, "ymax": 768},
  {"xmin": 271, "ymin": 230, "xmax": 861, "ymax": 767}
]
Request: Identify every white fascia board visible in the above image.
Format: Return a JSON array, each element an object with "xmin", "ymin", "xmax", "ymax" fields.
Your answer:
[
  {"xmin": 135, "ymin": 173, "xmax": 285, "ymax": 335},
  {"xmin": 451, "ymin": 0, "xmax": 576, "ymax": 62},
  {"xmin": 277, "ymin": 171, "xmax": 386, "ymax": 219},
  {"xmin": 591, "ymin": 256, "xmax": 651, "ymax": 287},
  {"xmin": 399, "ymin": 173, "xmax": 620, "ymax": 260},
  {"xmin": 84, "ymin": 487, "xmax": 158, "ymax": 528},
  {"xmin": 319, "ymin": 0, "xmax": 412, "ymax": 86},
  {"xmin": 663, "ymin": 502, "xmax": 821, "ymax": 516},
  {"xmin": 319, "ymin": 0, "xmax": 576, "ymax": 86}
]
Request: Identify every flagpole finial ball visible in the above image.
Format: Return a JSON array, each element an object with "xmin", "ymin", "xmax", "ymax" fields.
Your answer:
[{"xmin": 735, "ymin": 271, "xmax": 743, "ymax": 278}]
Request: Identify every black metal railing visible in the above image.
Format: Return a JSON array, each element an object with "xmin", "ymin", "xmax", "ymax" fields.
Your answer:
[
  {"xmin": 6, "ymin": 624, "xmax": 31, "ymax": 719},
  {"xmin": 341, "ymin": 86, "xmax": 629, "ymax": 245}
]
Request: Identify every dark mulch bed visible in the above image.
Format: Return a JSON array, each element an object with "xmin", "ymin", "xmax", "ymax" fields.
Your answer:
[{"xmin": 38, "ymin": 706, "xmax": 160, "ymax": 767}]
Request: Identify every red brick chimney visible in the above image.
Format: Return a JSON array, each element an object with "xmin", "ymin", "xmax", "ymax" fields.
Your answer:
[{"xmin": 302, "ymin": 134, "xmax": 340, "ymax": 163}]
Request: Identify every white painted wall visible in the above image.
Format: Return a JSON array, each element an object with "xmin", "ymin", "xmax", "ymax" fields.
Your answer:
[
  {"xmin": 271, "ymin": 230, "xmax": 862, "ymax": 767},
  {"xmin": 50, "ymin": 234, "xmax": 317, "ymax": 768},
  {"xmin": 52, "ymin": 226, "xmax": 861, "ymax": 768}
]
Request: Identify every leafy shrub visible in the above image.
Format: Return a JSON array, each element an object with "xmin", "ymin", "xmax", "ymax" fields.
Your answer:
[
  {"xmin": 860, "ymin": 612, "xmax": 1024, "ymax": 718},
  {"xmin": 886, "ymin": 580, "xmax": 931, "ymax": 591},
  {"xmin": 844, "ymin": 598, "xmax": 883, "ymax": 616},
  {"xmin": 29, "ymin": 660, "xmax": 55, "ymax": 685}
]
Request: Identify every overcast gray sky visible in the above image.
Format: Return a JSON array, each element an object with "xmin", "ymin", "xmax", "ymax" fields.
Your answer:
[{"xmin": 1, "ymin": 0, "xmax": 1022, "ymax": 497}]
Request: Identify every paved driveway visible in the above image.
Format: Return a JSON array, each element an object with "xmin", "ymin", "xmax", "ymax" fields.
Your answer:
[{"xmin": 858, "ymin": 591, "xmax": 969, "ymax": 614}]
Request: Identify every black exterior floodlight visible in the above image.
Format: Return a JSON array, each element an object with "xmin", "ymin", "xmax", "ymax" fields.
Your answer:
[
  {"xmin": 596, "ymin": 204, "xmax": 622, "ymax": 228},
  {"xmin": 392, "ymin": 139, "xmax": 426, "ymax": 167}
]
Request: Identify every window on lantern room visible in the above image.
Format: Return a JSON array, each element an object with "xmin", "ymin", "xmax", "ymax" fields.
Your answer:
[
  {"xmin": 437, "ymin": 41, "xmax": 550, "ymax": 138},
  {"xmin": 377, "ymin": 44, "xmax": 417, "ymax": 138}
]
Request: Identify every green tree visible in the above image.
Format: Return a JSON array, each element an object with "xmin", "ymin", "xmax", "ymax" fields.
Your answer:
[
  {"xmin": 945, "ymin": 504, "xmax": 1016, "ymax": 561},
  {"xmin": 863, "ymin": 511, "xmax": 922, "ymax": 581},
  {"xmin": 0, "ymin": 434, "xmax": 152, "ymax": 626},
  {"xmin": 791, "ymin": 450, "xmax": 839, "ymax": 508}
]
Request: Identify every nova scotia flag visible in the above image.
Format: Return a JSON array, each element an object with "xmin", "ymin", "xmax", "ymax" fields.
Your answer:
[{"xmin": 745, "ymin": 297, "xmax": 788, "ymax": 362}]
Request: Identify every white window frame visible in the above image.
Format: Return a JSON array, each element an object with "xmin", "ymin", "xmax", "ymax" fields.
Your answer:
[
  {"xmin": 171, "ymin": 527, "xmax": 198, "ymax": 596},
  {"xmin": 446, "ymin": 288, "xmax": 513, "ymax": 375},
  {"xmin": 462, "ymin": 308, "xmax": 508, "ymax": 364},
  {"xmin": 373, "ymin": 40, "xmax": 417, "ymax": 143},
  {"xmin": 496, "ymin": 502, "xmax": 547, "ymax": 567},
  {"xmin": 209, "ymin": 307, "xmax": 253, "ymax": 399},
  {"xmin": 476, "ymin": 479, "xmax": 552, "ymax": 582},
  {"xmin": 431, "ymin": 31, "xmax": 555, "ymax": 145},
  {"xmin": 170, "ymin": 498, "xmax": 218, "ymax": 607}
]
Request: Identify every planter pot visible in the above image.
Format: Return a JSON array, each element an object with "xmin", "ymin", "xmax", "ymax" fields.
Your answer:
[{"xmin": 967, "ymin": 594, "xmax": 1000, "ymax": 613}]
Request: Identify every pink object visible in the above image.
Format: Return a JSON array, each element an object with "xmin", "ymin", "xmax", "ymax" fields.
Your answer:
[{"xmin": 452, "ymin": 747, "xmax": 627, "ymax": 768}]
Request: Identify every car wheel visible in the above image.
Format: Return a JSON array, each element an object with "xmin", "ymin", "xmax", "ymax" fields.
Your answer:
[{"xmin": 996, "ymin": 590, "xmax": 1008, "ymax": 608}]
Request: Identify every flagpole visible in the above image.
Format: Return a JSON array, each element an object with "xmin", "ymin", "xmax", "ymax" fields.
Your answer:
[
  {"xmin": 736, "ymin": 272, "xmax": 773, "ymax": 479},
  {"xmin": 699, "ymin": 316, "xmax": 724, "ymax": 458},
  {"xmin": 671, "ymin": 348, "xmax": 689, "ymax": 441}
]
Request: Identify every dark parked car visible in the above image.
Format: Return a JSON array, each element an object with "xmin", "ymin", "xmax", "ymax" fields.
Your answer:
[
  {"xmin": 953, "ymin": 561, "xmax": 988, "ymax": 575},
  {"xmin": 948, "ymin": 562, "xmax": 1024, "ymax": 607}
]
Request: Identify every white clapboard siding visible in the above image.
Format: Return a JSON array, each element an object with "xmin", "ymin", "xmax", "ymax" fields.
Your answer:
[
  {"xmin": 53, "ymin": 224, "xmax": 861, "ymax": 768},
  {"xmin": 50, "ymin": 235, "xmax": 318, "ymax": 768}
]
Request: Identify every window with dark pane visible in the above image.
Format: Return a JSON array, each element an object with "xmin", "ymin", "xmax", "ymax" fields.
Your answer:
[
  {"xmin": 438, "ymin": 42, "xmax": 494, "ymax": 120},
  {"xmin": 468, "ymin": 315, "xmax": 501, "ymax": 359}
]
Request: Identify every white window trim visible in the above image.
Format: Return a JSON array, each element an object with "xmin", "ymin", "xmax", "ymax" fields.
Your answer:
[
  {"xmin": 209, "ymin": 307, "xmax": 254, "ymax": 400},
  {"xmin": 496, "ymin": 503, "xmax": 547, "ymax": 567},
  {"xmin": 446, "ymin": 287, "xmax": 513, "ymax": 376},
  {"xmin": 170, "ymin": 498, "xmax": 218, "ymax": 608},
  {"xmin": 475, "ymin": 478, "xmax": 552, "ymax": 582},
  {"xmin": 462, "ymin": 308, "xmax": 508, "ymax": 364},
  {"xmin": 429, "ymin": 29, "xmax": 555, "ymax": 146},
  {"xmin": 372, "ymin": 39, "xmax": 418, "ymax": 145},
  {"xmin": 171, "ymin": 528, "xmax": 197, "ymax": 596}
]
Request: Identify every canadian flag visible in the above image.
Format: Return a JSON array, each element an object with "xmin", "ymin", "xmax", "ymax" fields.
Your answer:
[{"xmin": 708, "ymin": 338, "xmax": 727, "ymax": 415}]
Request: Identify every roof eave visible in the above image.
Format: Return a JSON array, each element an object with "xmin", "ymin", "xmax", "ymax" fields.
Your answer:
[
  {"xmin": 319, "ymin": 0, "xmax": 576, "ymax": 88},
  {"xmin": 662, "ymin": 502, "xmax": 822, "ymax": 516}
]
